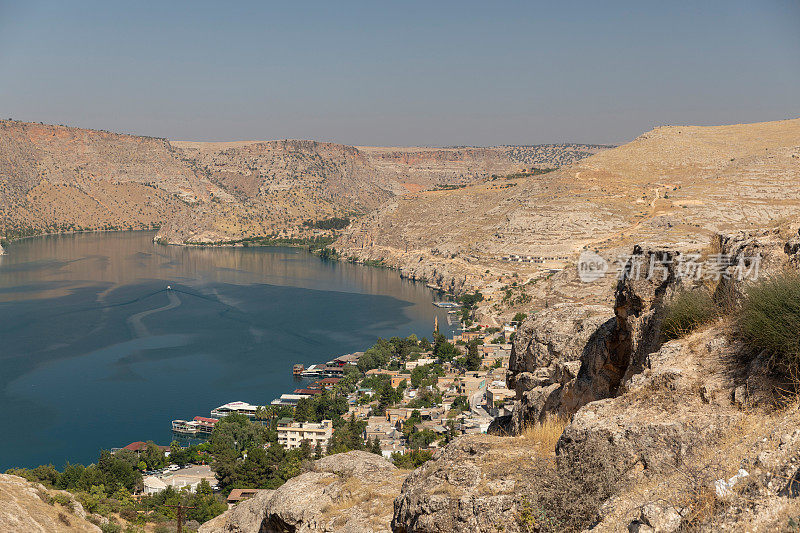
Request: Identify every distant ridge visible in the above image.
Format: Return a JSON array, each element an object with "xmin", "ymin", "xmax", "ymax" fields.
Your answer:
[{"xmin": 0, "ymin": 119, "xmax": 608, "ymax": 246}]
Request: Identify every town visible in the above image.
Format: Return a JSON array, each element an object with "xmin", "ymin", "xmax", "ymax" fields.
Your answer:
[{"xmin": 169, "ymin": 317, "xmax": 516, "ymax": 463}]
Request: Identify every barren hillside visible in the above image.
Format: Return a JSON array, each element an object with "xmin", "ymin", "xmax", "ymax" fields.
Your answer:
[
  {"xmin": 0, "ymin": 120, "xmax": 607, "ymax": 245},
  {"xmin": 335, "ymin": 118, "xmax": 800, "ymax": 306}
]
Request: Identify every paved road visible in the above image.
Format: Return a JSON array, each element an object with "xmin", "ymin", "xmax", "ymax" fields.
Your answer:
[{"xmin": 469, "ymin": 389, "xmax": 490, "ymax": 418}]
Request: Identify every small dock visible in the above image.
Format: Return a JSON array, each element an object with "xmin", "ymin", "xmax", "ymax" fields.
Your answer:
[{"xmin": 433, "ymin": 301, "xmax": 460, "ymax": 308}]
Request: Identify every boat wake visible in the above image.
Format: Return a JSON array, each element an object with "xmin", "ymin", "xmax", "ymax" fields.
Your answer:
[{"xmin": 127, "ymin": 290, "xmax": 181, "ymax": 338}]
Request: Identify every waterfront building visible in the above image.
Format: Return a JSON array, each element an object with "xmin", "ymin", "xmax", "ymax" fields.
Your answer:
[
  {"xmin": 171, "ymin": 416, "xmax": 218, "ymax": 435},
  {"xmin": 276, "ymin": 418, "xmax": 333, "ymax": 451},
  {"xmin": 210, "ymin": 401, "xmax": 259, "ymax": 418},
  {"xmin": 271, "ymin": 393, "xmax": 309, "ymax": 406}
]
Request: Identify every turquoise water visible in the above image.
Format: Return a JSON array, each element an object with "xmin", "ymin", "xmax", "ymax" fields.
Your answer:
[{"xmin": 0, "ymin": 232, "xmax": 452, "ymax": 469}]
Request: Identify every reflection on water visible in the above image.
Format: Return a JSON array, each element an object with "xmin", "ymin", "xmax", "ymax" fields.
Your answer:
[{"xmin": 0, "ymin": 232, "xmax": 452, "ymax": 469}]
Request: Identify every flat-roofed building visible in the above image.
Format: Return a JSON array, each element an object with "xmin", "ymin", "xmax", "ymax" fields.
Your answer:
[
  {"xmin": 455, "ymin": 375, "xmax": 486, "ymax": 396},
  {"xmin": 277, "ymin": 418, "xmax": 333, "ymax": 451},
  {"xmin": 486, "ymin": 387, "xmax": 515, "ymax": 416},
  {"xmin": 365, "ymin": 369, "xmax": 408, "ymax": 388},
  {"xmin": 210, "ymin": 401, "xmax": 259, "ymax": 418},
  {"xmin": 271, "ymin": 394, "xmax": 308, "ymax": 406}
]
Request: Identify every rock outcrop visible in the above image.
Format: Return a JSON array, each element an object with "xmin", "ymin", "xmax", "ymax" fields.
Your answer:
[
  {"xmin": 392, "ymin": 435, "xmax": 545, "ymax": 533},
  {"xmin": 0, "ymin": 474, "xmax": 101, "ymax": 532},
  {"xmin": 198, "ymin": 489, "xmax": 274, "ymax": 533},
  {"xmin": 498, "ymin": 303, "xmax": 614, "ymax": 433},
  {"xmin": 502, "ymin": 247, "xmax": 683, "ymax": 433},
  {"xmin": 200, "ymin": 451, "xmax": 406, "ymax": 533}
]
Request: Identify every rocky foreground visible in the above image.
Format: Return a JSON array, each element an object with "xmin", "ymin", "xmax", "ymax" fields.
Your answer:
[{"xmin": 199, "ymin": 227, "xmax": 800, "ymax": 532}]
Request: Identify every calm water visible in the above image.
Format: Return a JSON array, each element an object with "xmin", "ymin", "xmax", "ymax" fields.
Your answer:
[{"xmin": 0, "ymin": 232, "xmax": 454, "ymax": 470}]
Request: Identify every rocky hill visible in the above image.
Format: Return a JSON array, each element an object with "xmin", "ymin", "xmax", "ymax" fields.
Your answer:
[
  {"xmin": 199, "ymin": 228, "xmax": 800, "ymax": 532},
  {"xmin": 0, "ymin": 119, "xmax": 608, "ymax": 245},
  {"xmin": 334, "ymin": 118, "xmax": 800, "ymax": 311},
  {"xmin": 0, "ymin": 474, "xmax": 101, "ymax": 532}
]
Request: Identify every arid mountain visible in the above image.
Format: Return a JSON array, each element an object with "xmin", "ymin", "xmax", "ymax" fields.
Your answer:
[
  {"xmin": 0, "ymin": 119, "xmax": 608, "ymax": 245},
  {"xmin": 335, "ymin": 118, "xmax": 800, "ymax": 308},
  {"xmin": 0, "ymin": 120, "xmax": 203, "ymax": 239}
]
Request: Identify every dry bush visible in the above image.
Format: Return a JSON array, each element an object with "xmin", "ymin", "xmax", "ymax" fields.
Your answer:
[
  {"xmin": 737, "ymin": 271, "xmax": 800, "ymax": 378},
  {"xmin": 57, "ymin": 511, "xmax": 71, "ymax": 526},
  {"xmin": 515, "ymin": 438, "xmax": 627, "ymax": 532},
  {"xmin": 662, "ymin": 288, "xmax": 717, "ymax": 340}
]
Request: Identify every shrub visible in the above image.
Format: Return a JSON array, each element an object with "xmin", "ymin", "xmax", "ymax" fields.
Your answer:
[
  {"xmin": 737, "ymin": 272, "xmax": 800, "ymax": 375},
  {"xmin": 662, "ymin": 288, "xmax": 717, "ymax": 340},
  {"xmin": 100, "ymin": 521, "xmax": 122, "ymax": 533},
  {"xmin": 52, "ymin": 492, "xmax": 72, "ymax": 507},
  {"xmin": 515, "ymin": 440, "xmax": 625, "ymax": 532}
]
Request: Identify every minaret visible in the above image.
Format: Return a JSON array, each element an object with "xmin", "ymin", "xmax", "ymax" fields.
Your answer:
[{"xmin": 434, "ymin": 315, "xmax": 439, "ymax": 334}]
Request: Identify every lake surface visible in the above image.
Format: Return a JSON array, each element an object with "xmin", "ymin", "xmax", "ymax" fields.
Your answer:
[{"xmin": 0, "ymin": 232, "xmax": 455, "ymax": 470}]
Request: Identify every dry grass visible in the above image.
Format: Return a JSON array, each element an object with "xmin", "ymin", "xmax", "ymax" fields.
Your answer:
[
  {"xmin": 518, "ymin": 416, "xmax": 568, "ymax": 456},
  {"xmin": 319, "ymin": 470, "xmax": 407, "ymax": 527}
]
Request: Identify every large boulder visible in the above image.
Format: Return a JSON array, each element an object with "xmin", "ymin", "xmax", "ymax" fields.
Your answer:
[
  {"xmin": 392, "ymin": 436, "xmax": 532, "ymax": 533},
  {"xmin": 201, "ymin": 451, "xmax": 405, "ymax": 533},
  {"xmin": 198, "ymin": 490, "xmax": 274, "ymax": 533}
]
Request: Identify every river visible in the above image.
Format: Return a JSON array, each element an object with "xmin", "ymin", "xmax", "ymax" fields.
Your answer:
[{"xmin": 0, "ymin": 231, "xmax": 454, "ymax": 469}]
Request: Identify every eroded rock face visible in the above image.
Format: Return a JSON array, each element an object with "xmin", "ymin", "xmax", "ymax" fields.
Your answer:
[
  {"xmin": 503, "ymin": 247, "xmax": 682, "ymax": 433},
  {"xmin": 0, "ymin": 474, "xmax": 101, "ymax": 532},
  {"xmin": 501, "ymin": 303, "xmax": 614, "ymax": 432}
]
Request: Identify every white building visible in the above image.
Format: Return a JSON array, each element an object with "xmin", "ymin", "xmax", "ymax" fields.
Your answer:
[
  {"xmin": 270, "ymin": 394, "xmax": 308, "ymax": 406},
  {"xmin": 142, "ymin": 465, "xmax": 218, "ymax": 494},
  {"xmin": 276, "ymin": 418, "xmax": 333, "ymax": 451},
  {"xmin": 143, "ymin": 476, "xmax": 167, "ymax": 494},
  {"xmin": 210, "ymin": 401, "xmax": 259, "ymax": 418}
]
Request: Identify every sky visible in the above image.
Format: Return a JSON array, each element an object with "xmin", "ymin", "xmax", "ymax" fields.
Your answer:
[{"xmin": 0, "ymin": 1, "xmax": 798, "ymax": 146}]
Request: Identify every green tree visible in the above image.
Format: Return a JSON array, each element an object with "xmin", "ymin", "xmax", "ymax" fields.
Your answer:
[
  {"xmin": 370, "ymin": 437, "xmax": 382, "ymax": 455},
  {"xmin": 197, "ymin": 478, "xmax": 212, "ymax": 495},
  {"xmin": 142, "ymin": 441, "xmax": 165, "ymax": 470},
  {"xmin": 465, "ymin": 340, "xmax": 482, "ymax": 371}
]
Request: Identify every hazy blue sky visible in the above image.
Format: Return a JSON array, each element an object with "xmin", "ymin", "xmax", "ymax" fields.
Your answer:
[{"xmin": 1, "ymin": 1, "xmax": 798, "ymax": 145}]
